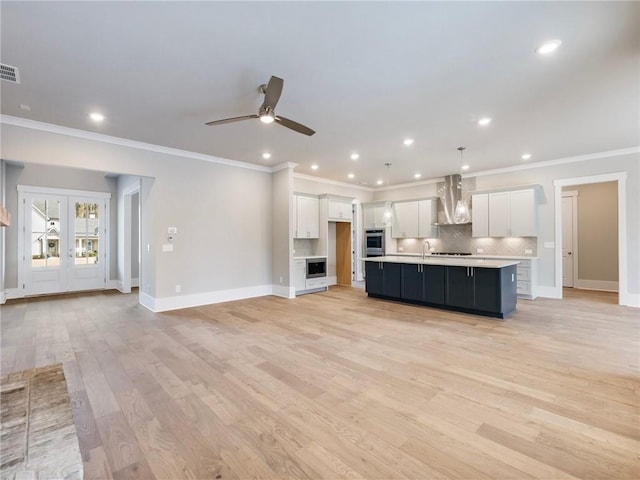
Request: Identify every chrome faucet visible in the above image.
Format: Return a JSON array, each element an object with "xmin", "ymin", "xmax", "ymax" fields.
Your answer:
[{"xmin": 422, "ymin": 240, "xmax": 431, "ymax": 260}]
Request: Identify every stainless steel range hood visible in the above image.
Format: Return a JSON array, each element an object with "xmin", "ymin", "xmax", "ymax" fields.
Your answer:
[{"xmin": 434, "ymin": 174, "xmax": 471, "ymax": 225}]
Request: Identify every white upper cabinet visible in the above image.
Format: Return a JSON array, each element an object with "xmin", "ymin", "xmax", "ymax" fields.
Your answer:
[
  {"xmin": 488, "ymin": 192, "xmax": 511, "ymax": 237},
  {"xmin": 327, "ymin": 196, "xmax": 353, "ymax": 222},
  {"xmin": 392, "ymin": 199, "xmax": 439, "ymax": 239},
  {"xmin": 471, "ymin": 194, "xmax": 489, "ymax": 237},
  {"xmin": 392, "ymin": 201, "xmax": 419, "ymax": 238},
  {"xmin": 509, "ymin": 189, "xmax": 537, "ymax": 237},
  {"xmin": 294, "ymin": 195, "xmax": 319, "ymax": 239},
  {"xmin": 478, "ymin": 188, "xmax": 537, "ymax": 237},
  {"xmin": 363, "ymin": 203, "xmax": 389, "ymax": 229},
  {"xmin": 418, "ymin": 199, "xmax": 438, "ymax": 238}
]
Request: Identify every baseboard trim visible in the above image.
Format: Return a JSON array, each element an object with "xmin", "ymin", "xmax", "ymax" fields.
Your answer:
[
  {"xmin": 5, "ymin": 288, "xmax": 21, "ymax": 300},
  {"xmin": 131, "ymin": 277, "xmax": 139, "ymax": 288},
  {"xmin": 327, "ymin": 275, "xmax": 338, "ymax": 286},
  {"xmin": 139, "ymin": 291, "xmax": 156, "ymax": 312},
  {"xmin": 574, "ymin": 279, "xmax": 619, "ymax": 292},
  {"xmin": 272, "ymin": 284, "xmax": 295, "ymax": 299},
  {"xmin": 150, "ymin": 284, "xmax": 274, "ymax": 312},
  {"xmin": 619, "ymin": 292, "xmax": 640, "ymax": 308},
  {"xmin": 537, "ymin": 286, "xmax": 561, "ymax": 299}
]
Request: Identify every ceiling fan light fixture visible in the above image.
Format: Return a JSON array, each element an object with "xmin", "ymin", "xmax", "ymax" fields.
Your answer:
[{"xmin": 259, "ymin": 113, "xmax": 275, "ymax": 124}]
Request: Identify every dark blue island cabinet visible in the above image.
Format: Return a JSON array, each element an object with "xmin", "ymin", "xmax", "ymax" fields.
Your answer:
[
  {"xmin": 365, "ymin": 260, "xmax": 517, "ymax": 319},
  {"xmin": 365, "ymin": 261, "xmax": 402, "ymax": 298}
]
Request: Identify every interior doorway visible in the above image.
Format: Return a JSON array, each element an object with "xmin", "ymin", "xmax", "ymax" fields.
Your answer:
[
  {"xmin": 554, "ymin": 173, "xmax": 626, "ymax": 305},
  {"xmin": 561, "ymin": 192, "xmax": 578, "ymax": 288},
  {"xmin": 335, "ymin": 222, "xmax": 352, "ymax": 286}
]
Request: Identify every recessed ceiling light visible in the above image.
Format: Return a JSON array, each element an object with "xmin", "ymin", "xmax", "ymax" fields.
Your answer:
[
  {"xmin": 376, "ymin": 180, "xmax": 384, "ymax": 185},
  {"xmin": 462, "ymin": 164, "xmax": 470, "ymax": 171},
  {"xmin": 477, "ymin": 117, "xmax": 492, "ymax": 126},
  {"xmin": 403, "ymin": 138, "xmax": 414, "ymax": 146},
  {"xmin": 536, "ymin": 39, "xmax": 562, "ymax": 55},
  {"xmin": 348, "ymin": 173, "xmax": 355, "ymax": 179},
  {"xmin": 521, "ymin": 153, "xmax": 532, "ymax": 160},
  {"xmin": 89, "ymin": 112, "xmax": 105, "ymax": 122},
  {"xmin": 414, "ymin": 173, "xmax": 421, "ymax": 179},
  {"xmin": 262, "ymin": 152, "xmax": 271, "ymax": 160},
  {"xmin": 350, "ymin": 153, "xmax": 360, "ymax": 161},
  {"xmin": 311, "ymin": 164, "xmax": 319, "ymax": 170}
]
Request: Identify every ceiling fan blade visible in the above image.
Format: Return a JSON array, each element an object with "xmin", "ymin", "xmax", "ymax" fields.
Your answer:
[
  {"xmin": 205, "ymin": 114, "xmax": 258, "ymax": 126},
  {"xmin": 261, "ymin": 76, "xmax": 284, "ymax": 110},
  {"xmin": 275, "ymin": 115, "xmax": 316, "ymax": 136}
]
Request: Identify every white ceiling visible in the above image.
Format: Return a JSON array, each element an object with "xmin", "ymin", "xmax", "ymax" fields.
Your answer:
[{"xmin": 1, "ymin": 2, "xmax": 638, "ymax": 186}]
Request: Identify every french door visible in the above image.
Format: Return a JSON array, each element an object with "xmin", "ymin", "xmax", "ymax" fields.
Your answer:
[{"xmin": 19, "ymin": 186, "xmax": 110, "ymax": 296}]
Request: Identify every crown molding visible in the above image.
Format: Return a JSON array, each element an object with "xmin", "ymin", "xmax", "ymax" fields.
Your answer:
[
  {"xmin": 271, "ymin": 162, "xmax": 299, "ymax": 172},
  {"xmin": 463, "ymin": 147, "xmax": 640, "ymax": 179},
  {"xmin": 376, "ymin": 177, "xmax": 444, "ymax": 191},
  {"xmin": 0, "ymin": 115, "xmax": 272, "ymax": 174},
  {"xmin": 293, "ymin": 172, "xmax": 374, "ymax": 192}
]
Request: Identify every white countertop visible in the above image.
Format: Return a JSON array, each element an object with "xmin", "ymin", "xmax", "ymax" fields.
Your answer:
[
  {"xmin": 363, "ymin": 256, "xmax": 520, "ymax": 268},
  {"xmin": 388, "ymin": 253, "xmax": 538, "ymax": 260},
  {"xmin": 293, "ymin": 255, "xmax": 327, "ymax": 260}
]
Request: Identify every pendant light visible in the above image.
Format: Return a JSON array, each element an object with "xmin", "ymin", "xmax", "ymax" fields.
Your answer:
[
  {"xmin": 454, "ymin": 147, "xmax": 471, "ymax": 224},
  {"xmin": 382, "ymin": 163, "xmax": 393, "ymax": 226}
]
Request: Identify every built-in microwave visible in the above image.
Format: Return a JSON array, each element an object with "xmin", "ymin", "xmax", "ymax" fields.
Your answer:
[
  {"xmin": 366, "ymin": 229, "xmax": 385, "ymax": 257},
  {"xmin": 306, "ymin": 258, "xmax": 327, "ymax": 278}
]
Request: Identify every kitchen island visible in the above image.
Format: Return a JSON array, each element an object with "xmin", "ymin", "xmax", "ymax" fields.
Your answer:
[{"xmin": 364, "ymin": 256, "xmax": 519, "ymax": 318}]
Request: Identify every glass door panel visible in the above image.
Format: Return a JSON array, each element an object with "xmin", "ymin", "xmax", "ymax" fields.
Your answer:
[
  {"xmin": 68, "ymin": 197, "xmax": 105, "ymax": 291},
  {"xmin": 24, "ymin": 194, "xmax": 68, "ymax": 295}
]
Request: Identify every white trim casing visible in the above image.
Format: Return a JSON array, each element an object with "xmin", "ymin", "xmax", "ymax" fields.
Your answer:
[
  {"xmin": 554, "ymin": 172, "xmax": 631, "ymax": 307},
  {"xmin": 561, "ymin": 191, "xmax": 579, "ymax": 289}
]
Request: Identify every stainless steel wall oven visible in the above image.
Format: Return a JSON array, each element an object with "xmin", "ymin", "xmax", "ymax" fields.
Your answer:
[{"xmin": 365, "ymin": 229, "xmax": 385, "ymax": 257}]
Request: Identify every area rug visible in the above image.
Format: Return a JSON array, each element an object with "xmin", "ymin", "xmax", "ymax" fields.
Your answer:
[{"xmin": 1, "ymin": 364, "xmax": 82, "ymax": 480}]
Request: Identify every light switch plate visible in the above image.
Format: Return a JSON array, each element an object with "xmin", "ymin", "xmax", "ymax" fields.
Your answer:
[{"xmin": 544, "ymin": 241, "xmax": 555, "ymax": 248}]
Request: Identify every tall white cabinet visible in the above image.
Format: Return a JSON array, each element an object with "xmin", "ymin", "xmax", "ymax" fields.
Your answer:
[{"xmin": 294, "ymin": 195, "xmax": 319, "ymax": 239}]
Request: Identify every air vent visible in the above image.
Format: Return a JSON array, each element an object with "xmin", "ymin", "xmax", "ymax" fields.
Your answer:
[{"xmin": 1, "ymin": 64, "xmax": 20, "ymax": 84}]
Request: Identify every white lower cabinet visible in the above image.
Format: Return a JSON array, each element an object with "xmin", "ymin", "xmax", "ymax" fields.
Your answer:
[
  {"xmin": 294, "ymin": 259, "xmax": 307, "ymax": 293},
  {"xmin": 515, "ymin": 258, "xmax": 537, "ymax": 299},
  {"xmin": 305, "ymin": 277, "xmax": 328, "ymax": 290}
]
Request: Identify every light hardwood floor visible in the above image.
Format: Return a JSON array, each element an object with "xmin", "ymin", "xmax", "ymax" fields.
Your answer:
[{"xmin": 1, "ymin": 287, "xmax": 639, "ymax": 479}]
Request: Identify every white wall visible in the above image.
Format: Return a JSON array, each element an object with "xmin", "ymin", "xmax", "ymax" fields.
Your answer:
[
  {"xmin": 0, "ymin": 161, "xmax": 5, "ymax": 302},
  {"xmin": 1, "ymin": 122, "xmax": 273, "ymax": 309},
  {"xmin": 271, "ymin": 166, "xmax": 293, "ymax": 297}
]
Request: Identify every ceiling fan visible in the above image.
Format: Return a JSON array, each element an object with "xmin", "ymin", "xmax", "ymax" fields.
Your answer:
[{"xmin": 205, "ymin": 76, "xmax": 315, "ymax": 136}]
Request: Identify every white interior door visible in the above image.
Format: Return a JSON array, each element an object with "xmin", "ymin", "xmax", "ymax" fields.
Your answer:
[
  {"xmin": 20, "ymin": 187, "xmax": 109, "ymax": 296},
  {"xmin": 562, "ymin": 195, "xmax": 575, "ymax": 287}
]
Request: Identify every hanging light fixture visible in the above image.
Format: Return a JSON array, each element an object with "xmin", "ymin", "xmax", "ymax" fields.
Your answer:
[
  {"xmin": 454, "ymin": 147, "xmax": 471, "ymax": 224},
  {"xmin": 382, "ymin": 163, "xmax": 393, "ymax": 226}
]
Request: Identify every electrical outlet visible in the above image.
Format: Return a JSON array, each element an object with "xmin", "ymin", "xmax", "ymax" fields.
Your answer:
[
  {"xmin": 175, "ymin": 284, "xmax": 181, "ymax": 293},
  {"xmin": 524, "ymin": 249, "xmax": 533, "ymax": 254},
  {"xmin": 279, "ymin": 276, "xmax": 283, "ymax": 283},
  {"xmin": 476, "ymin": 248, "xmax": 484, "ymax": 253},
  {"xmin": 168, "ymin": 227, "xmax": 177, "ymax": 234},
  {"xmin": 398, "ymin": 247, "xmax": 403, "ymax": 251}
]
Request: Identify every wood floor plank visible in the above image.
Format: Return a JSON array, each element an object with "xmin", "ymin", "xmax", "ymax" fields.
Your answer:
[{"xmin": 1, "ymin": 286, "xmax": 638, "ymax": 479}]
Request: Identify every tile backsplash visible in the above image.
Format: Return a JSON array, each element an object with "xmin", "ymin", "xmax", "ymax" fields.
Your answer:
[{"xmin": 396, "ymin": 224, "xmax": 537, "ymax": 256}]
